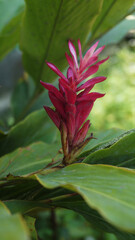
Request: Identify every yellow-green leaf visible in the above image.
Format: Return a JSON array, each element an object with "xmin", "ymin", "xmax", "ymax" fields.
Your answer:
[
  {"xmin": 36, "ymin": 163, "xmax": 135, "ymax": 233},
  {"xmin": 0, "ymin": 201, "xmax": 30, "ymax": 240}
]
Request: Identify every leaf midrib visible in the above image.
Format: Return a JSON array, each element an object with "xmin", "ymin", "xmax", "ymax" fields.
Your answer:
[{"xmin": 38, "ymin": 0, "xmax": 63, "ymax": 81}]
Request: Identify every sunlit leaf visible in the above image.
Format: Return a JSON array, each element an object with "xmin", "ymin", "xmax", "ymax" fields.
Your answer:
[
  {"xmin": 21, "ymin": 0, "xmax": 102, "ymax": 85},
  {"xmin": 90, "ymin": 0, "xmax": 135, "ymax": 41},
  {"xmin": 0, "ymin": 201, "xmax": 30, "ymax": 240},
  {"xmin": 36, "ymin": 163, "xmax": 135, "ymax": 233},
  {"xmin": 51, "ymin": 195, "xmax": 135, "ymax": 240}
]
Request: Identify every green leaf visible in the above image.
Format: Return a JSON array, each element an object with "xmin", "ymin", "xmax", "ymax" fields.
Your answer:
[
  {"xmin": 4, "ymin": 200, "xmax": 49, "ymax": 215},
  {"xmin": 90, "ymin": 0, "xmax": 135, "ymax": 41},
  {"xmin": 0, "ymin": 141, "xmax": 61, "ymax": 179},
  {"xmin": 83, "ymin": 131, "xmax": 135, "ymax": 168},
  {"xmin": 78, "ymin": 128, "xmax": 126, "ymax": 159},
  {"xmin": 0, "ymin": 201, "xmax": 30, "ymax": 240},
  {"xmin": 0, "ymin": 109, "xmax": 58, "ymax": 157},
  {"xmin": 21, "ymin": 0, "xmax": 102, "ymax": 85},
  {"xmin": 0, "ymin": 179, "xmax": 42, "ymax": 201},
  {"xmin": 11, "ymin": 76, "xmax": 35, "ymax": 120},
  {"xmin": 3, "ymin": 198, "xmax": 135, "ymax": 239},
  {"xmin": 0, "ymin": 0, "xmax": 25, "ymax": 59},
  {"xmin": 36, "ymin": 163, "xmax": 135, "ymax": 233},
  {"xmin": 51, "ymin": 195, "xmax": 135, "ymax": 240},
  {"xmin": 99, "ymin": 16, "xmax": 135, "ymax": 46}
]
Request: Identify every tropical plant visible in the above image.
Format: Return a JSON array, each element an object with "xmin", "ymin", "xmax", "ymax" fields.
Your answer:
[{"xmin": 0, "ymin": 1, "xmax": 135, "ymax": 239}]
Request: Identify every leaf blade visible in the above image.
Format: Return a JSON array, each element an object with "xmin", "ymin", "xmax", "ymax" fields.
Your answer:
[
  {"xmin": 36, "ymin": 163, "xmax": 135, "ymax": 232},
  {"xmin": 21, "ymin": 0, "xmax": 102, "ymax": 85}
]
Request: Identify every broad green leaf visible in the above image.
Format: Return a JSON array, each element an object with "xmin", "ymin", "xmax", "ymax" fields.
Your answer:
[
  {"xmin": 11, "ymin": 76, "xmax": 35, "ymax": 120},
  {"xmin": 78, "ymin": 128, "xmax": 126, "ymax": 159},
  {"xmin": 3, "ymin": 198, "xmax": 135, "ymax": 239},
  {"xmin": 0, "ymin": 179, "xmax": 42, "ymax": 201},
  {"xmin": 21, "ymin": 0, "xmax": 102, "ymax": 85},
  {"xmin": 84, "ymin": 131, "xmax": 135, "ymax": 168},
  {"xmin": 90, "ymin": 0, "xmax": 135, "ymax": 41},
  {"xmin": 51, "ymin": 195, "xmax": 135, "ymax": 240},
  {"xmin": 0, "ymin": 0, "xmax": 24, "ymax": 31},
  {"xmin": 4, "ymin": 200, "xmax": 49, "ymax": 215},
  {"xmin": 0, "ymin": 0, "xmax": 25, "ymax": 59},
  {"xmin": 0, "ymin": 201, "xmax": 30, "ymax": 240},
  {"xmin": 99, "ymin": 16, "xmax": 135, "ymax": 46},
  {"xmin": 0, "ymin": 141, "xmax": 61, "ymax": 179},
  {"xmin": 0, "ymin": 109, "xmax": 58, "ymax": 157},
  {"xmin": 37, "ymin": 163, "xmax": 135, "ymax": 232},
  {"xmin": 0, "ymin": 178, "xmax": 68, "ymax": 201}
]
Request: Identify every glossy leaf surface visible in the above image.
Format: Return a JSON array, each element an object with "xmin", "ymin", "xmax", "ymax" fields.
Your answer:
[{"xmin": 37, "ymin": 163, "xmax": 135, "ymax": 232}]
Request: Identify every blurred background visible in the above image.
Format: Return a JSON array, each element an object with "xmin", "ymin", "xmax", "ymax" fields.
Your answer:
[{"xmin": 0, "ymin": 0, "xmax": 135, "ymax": 239}]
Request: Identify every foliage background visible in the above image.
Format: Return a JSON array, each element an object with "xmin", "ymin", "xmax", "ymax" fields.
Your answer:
[{"xmin": 0, "ymin": 0, "xmax": 135, "ymax": 240}]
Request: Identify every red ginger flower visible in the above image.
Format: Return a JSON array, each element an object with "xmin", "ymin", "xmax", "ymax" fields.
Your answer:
[{"xmin": 40, "ymin": 40, "xmax": 109, "ymax": 165}]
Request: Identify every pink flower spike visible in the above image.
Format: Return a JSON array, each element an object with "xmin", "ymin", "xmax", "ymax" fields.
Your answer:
[
  {"xmin": 65, "ymin": 104, "xmax": 76, "ymax": 145},
  {"xmin": 65, "ymin": 53, "xmax": 77, "ymax": 78},
  {"xmin": 97, "ymin": 56, "xmax": 109, "ymax": 65},
  {"xmin": 77, "ymin": 85, "xmax": 95, "ymax": 98},
  {"xmin": 44, "ymin": 106, "xmax": 60, "ymax": 129},
  {"xmin": 68, "ymin": 40, "xmax": 79, "ymax": 69},
  {"xmin": 73, "ymin": 120, "xmax": 90, "ymax": 146},
  {"xmin": 59, "ymin": 78, "xmax": 76, "ymax": 104},
  {"xmin": 75, "ymin": 101, "xmax": 94, "ymax": 131},
  {"xmin": 77, "ymin": 76, "xmax": 107, "ymax": 91},
  {"xmin": 80, "ymin": 56, "xmax": 98, "ymax": 73},
  {"xmin": 92, "ymin": 45, "xmax": 105, "ymax": 57},
  {"xmin": 65, "ymin": 53, "xmax": 74, "ymax": 69},
  {"xmin": 40, "ymin": 81, "xmax": 65, "ymax": 102},
  {"xmin": 78, "ymin": 39, "xmax": 83, "ymax": 66},
  {"xmin": 60, "ymin": 121, "xmax": 68, "ymax": 157},
  {"xmin": 77, "ymin": 92, "xmax": 105, "ymax": 102},
  {"xmin": 41, "ymin": 39, "xmax": 108, "ymax": 165},
  {"xmin": 46, "ymin": 62, "xmax": 68, "ymax": 82},
  {"xmin": 83, "ymin": 41, "xmax": 99, "ymax": 64},
  {"xmin": 79, "ymin": 64, "xmax": 99, "ymax": 83},
  {"xmin": 67, "ymin": 67, "xmax": 74, "ymax": 80},
  {"xmin": 49, "ymin": 92, "xmax": 66, "ymax": 119}
]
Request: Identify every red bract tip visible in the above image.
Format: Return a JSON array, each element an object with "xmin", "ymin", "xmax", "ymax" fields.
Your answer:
[
  {"xmin": 73, "ymin": 120, "xmax": 90, "ymax": 146},
  {"xmin": 44, "ymin": 106, "xmax": 60, "ymax": 129},
  {"xmin": 46, "ymin": 62, "xmax": 68, "ymax": 82},
  {"xmin": 68, "ymin": 40, "xmax": 79, "ymax": 69}
]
